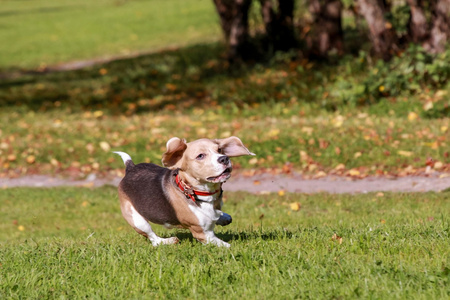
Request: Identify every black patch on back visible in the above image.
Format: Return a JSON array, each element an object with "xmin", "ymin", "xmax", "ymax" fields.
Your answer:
[{"xmin": 119, "ymin": 163, "xmax": 180, "ymax": 226}]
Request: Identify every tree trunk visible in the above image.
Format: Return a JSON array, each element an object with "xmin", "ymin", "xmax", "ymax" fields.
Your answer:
[
  {"xmin": 357, "ymin": 0, "xmax": 399, "ymax": 60},
  {"xmin": 212, "ymin": 0, "xmax": 252, "ymax": 61},
  {"xmin": 426, "ymin": 0, "xmax": 450, "ymax": 53},
  {"xmin": 307, "ymin": 0, "xmax": 344, "ymax": 58},
  {"xmin": 406, "ymin": 0, "xmax": 429, "ymax": 43},
  {"xmin": 258, "ymin": 0, "xmax": 296, "ymax": 52}
]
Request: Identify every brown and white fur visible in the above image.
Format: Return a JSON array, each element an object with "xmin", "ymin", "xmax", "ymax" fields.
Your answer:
[{"xmin": 114, "ymin": 136, "xmax": 254, "ymax": 247}]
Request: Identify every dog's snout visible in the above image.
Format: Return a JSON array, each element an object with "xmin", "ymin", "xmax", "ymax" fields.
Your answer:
[{"xmin": 218, "ymin": 155, "xmax": 230, "ymax": 165}]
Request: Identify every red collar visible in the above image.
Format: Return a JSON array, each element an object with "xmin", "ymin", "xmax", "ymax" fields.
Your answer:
[{"xmin": 175, "ymin": 174, "xmax": 221, "ymax": 203}]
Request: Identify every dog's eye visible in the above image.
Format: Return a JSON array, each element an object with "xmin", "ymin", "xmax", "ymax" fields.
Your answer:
[
  {"xmin": 218, "ymin": 148, "xmax": 223, "ymax": 154},
  {"xmin": 196, "ymin": 153, "xmax": 206, "ymax": 160}
]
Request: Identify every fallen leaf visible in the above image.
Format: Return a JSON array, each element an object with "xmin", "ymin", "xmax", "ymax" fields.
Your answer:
[
  {"xmin": 301, "ymin": 127, "xmax": 314, "ymax": 135},
  {"xmin": 26, "ymin": 155, "xmax": 36, "ymax": 164},
  {"xmin": 278, "ymin": 190, "xmax": 286, "ymax": 196},
  {"xmin": 268, "ymin": 129, "xmax": 280, "ymax": 137},
  {"xmin": 18, "ymin": 225, "xmax": 25, "ymax": 231},
  {"xmin": 290, "ymin": 202, "xmax": 301, "ymax": 211},
  {"xmin": 423, "ymin": 102, "xmax": 433, "ymax": 111},
  {"xmin": 99, "ymin": 141, "xmax": 111, "ymax": 152},
  {"xmin": 93, "ymin": 110, "xmax": 104, "ymax": 118},
  {"xmin": 408, "ymin": 112, "xmax": 418, "ymax": 121},
  {"xmin": 348, "ymin": 169, "xmax": 360, "ymax": 176},
  {"xmin": 335, "ymin": 147, "xmax": 341, "ymax": 155},
  {"xmin": 398, "ymin": 150, "xmax": 413, "ymax": 157},
  {"xmin": 335, "ymin": 163, "xmax": 345, "ymax": 170},
  {"xmin": 331, "ymin": 233, "xmax": 343, "ymax": 244},
  {"xmin": 299, "ymin": 151, "xmax": 309, "ymax": 162},
  {"xmin": 434, "ymin": 162, "xmax": 443, "ymax": 169},
  {"xmin": 315, "ymin": 171, "xmax": 327, "ymax": 178},
  {"xmin": 248, "ymin": 157, "xmax": 258, "ymax": 165}
]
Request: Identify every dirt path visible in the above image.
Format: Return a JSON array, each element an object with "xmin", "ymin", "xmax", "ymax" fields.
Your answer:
[{"xmin": 1, "ymin": 173, "xmax": 449, "ymax": 194}]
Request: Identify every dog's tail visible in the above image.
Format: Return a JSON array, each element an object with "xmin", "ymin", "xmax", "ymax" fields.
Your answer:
[{"xmin": 113, "ymin": 151, "xmax": 135, "ymax": 170}]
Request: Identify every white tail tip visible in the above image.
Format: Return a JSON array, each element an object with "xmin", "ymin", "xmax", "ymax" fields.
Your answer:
[{"xmin": 113, "ymin": 151, "xmax": 132, "ymax": 165}]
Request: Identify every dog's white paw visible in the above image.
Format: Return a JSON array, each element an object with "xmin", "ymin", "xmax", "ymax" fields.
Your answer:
[
  {"xmin": 216, "ymin": 213, "xmax": 232, "ymax": 226},
  {"xmin": 151, "ymin": 237, "xmax": 179, "ymax": 246}
]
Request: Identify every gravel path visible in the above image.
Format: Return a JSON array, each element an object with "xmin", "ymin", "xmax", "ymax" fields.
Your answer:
[{"xmin": 1, "ymin": 173, "xmax": 449, "ymax": 194}]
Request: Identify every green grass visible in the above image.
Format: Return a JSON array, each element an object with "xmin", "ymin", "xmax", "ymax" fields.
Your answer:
[
  {"xmin": 1, "ymin": 187, "xmax": 449, "ymax": 298},
  {"xmin": 0, "ymin": 0, "xmax": 220, "ymax": 69}
]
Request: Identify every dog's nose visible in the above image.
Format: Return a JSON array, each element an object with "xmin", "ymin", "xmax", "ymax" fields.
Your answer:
[{"xmin": 218, "ymin": 155, "xmax": 230, "ymax": 165}]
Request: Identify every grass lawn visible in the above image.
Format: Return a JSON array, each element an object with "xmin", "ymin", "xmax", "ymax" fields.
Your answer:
[
  {"xmin": 0, "ymin": 0, "xmax": 220, "ymax": 69},
  {"xmin": 1, "ymin": 1, "xmax": 449, "ymax": 299},
  {"xmin": 1, "ymin": 187, "xmax": 449, "ymax": 298}
]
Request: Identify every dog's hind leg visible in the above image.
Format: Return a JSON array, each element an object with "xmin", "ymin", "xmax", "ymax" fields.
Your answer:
[{"xmin": 121, "ymin": 200, "xmax": 178, "ymax": 246}]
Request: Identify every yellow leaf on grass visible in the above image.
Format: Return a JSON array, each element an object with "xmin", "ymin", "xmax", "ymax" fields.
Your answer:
[
  {"xmin": 408, "ymin": 112, "xmax": 419, "ymax": 121},
  {"xmin": 18, "ymin": 225, "xmax": 25, "ymax": 231},
  {"xmin": 93, "ymin": 110, "xmax": 104, "ymax": 118},
  {"xmin": 301, "ymin": 127, "xmax": 314, "ymax": 135},
  {"xmin": 278, "ymin": 190, "xmax": 286, "ymax": 196},
  {"xmin": 99, "ymin": 141, "xmax": 111, "ymax": 152},
  {"xmin": 268, "ymin": 129, "xmax": 280, "ymax": 137},
  {"xmin": 423, "ymin": 102, "xmax": 433, "ymax": 111},
  {"xmin": 26, "ymin": 155, "xmax": 36, "ymax": 164},
  {"xmin": 249, "ymin": 157, "xmax": 258, "ymax": 165},
  {"xmin": 290, "ymin": 202, "xmax": 301, "ymax": 211},
  {"xmin": 398, "ymin": 150, "xmax": 413, "ymax": 157}
]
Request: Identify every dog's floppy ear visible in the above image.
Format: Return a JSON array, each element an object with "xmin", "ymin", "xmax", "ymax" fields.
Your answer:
[
  {"xmin": 216, "ymin": 136, "xmax": 255, "ymax": 157},
  {"xmin": 162, "ymin": 137, "xmax": 187, "ymax": 168}
]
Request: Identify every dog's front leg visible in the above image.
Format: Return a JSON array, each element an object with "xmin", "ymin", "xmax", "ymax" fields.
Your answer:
[
  {"xmin": 190, "ymin": 225, "xmax": 231, "ymax": 248},
  {"xmin": 216, "ymin": 212, "xmax": 232, "ymax": 226}
]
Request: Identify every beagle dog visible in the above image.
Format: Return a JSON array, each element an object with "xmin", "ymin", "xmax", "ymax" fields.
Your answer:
[{"xmin": 114, "ymin": 136, "xmax": 254, "ymax": 247}]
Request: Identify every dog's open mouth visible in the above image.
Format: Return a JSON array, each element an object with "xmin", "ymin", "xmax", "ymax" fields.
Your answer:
[{"xmin": 207, "ymin": 168, "xmax": 232, "ymax": 183}]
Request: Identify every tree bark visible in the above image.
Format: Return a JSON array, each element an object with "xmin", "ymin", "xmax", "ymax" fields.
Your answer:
[
  {"xmin": 357, "ymin": 0, "xmax": 398, "ymax": 60},
  {"xmin": 307, "ymin": 0, "xmax": 344, "ymax": 58},
  {"xmin": 406, "ymin": 0, "xmax": 429, "ymax": 43},
  {"xmin": 426, "ymin": 0, "xmax": 450, "ymax": 53},
  {"xmin": 212, "ymin": 0, "xmax": 252, "ymax": 61},
  {"xmin": 258, "ymin": 0, "xmax": 296, "ymax": 51}
]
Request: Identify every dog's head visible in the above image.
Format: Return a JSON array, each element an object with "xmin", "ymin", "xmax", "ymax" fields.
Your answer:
[{"xmin": 162, "ymin": 136, "xmax": 255, "ymax": 183}]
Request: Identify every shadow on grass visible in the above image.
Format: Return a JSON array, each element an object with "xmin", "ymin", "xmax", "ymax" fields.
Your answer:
[
  {"xmin": 0, "ymin": 41, "xmax": 335, "ymax": 114},
  {"xmin": 173, "ymin": 228, "xmax": 295, "ymax": 244}
]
